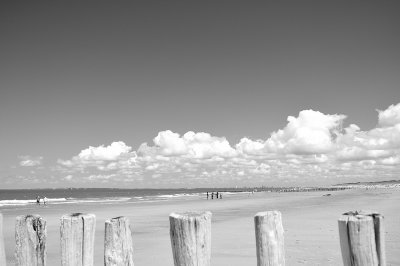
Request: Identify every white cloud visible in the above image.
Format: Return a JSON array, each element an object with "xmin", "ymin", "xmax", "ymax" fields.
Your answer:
[
  {"xmin": 87, "ymin": 174, "xmax": 116, "ymax": 181},
  {"xmin": 380, "ymin": 155, "xmax": 400, "ymax": 165},
  {"xmin": 378, "ymin": 103, "xmax": 400, "ymax": 127},
  {"xmin": 336, "ymin": 146, "xmax": 392, "ymax": 161},
  {"xmin": 250, "ymin": 163, "xmax": 271, "ymax": 174},
  {"xmin": 238, "ymin": 110, "xmax": 346, "ymax": 156},
  {"xmin": 57, "ymin": 141, "xmax": 138, "ymax": 171},
  {"xmin": 335, "ymin": 104, "xmax": 400, "ymax": 162},
  {"xmin": 237, "ymin": 170, "xmax": 245, "ymax": 176},
  {"xmin": 153, "ymin": 130, "xmax": 187, "ymax": 155},
  {"xmin": 236, "ymin": 138, "xmax": 265, "ymax": 155},
  {"xmin": 78, "ymin": 141, "xmax": 132, "ymax": 161},
  {"xmin": 53, "ymin": 102, "xmax": 400, "ymax": 186},
  {"xmin": 265, "ymin": 110, "xmax": 345, "ymax": 154},
  {"xmin": 139, "ymin": 130, "xmax": 237, "ymax": 159},
  {"xmin": 337, "ymin": 124, "xmax": 400, "ymax": 152},
  {"xmin": 314, "ymin": 154, "xmax": 329, "ymax": 163},
  {"xmin": 145, "ymin": 163, "xmax": 160, "ymax": 171},
  {"xmin": 19, "ymin": 156, "xmax": 43, "ymax": 167}
]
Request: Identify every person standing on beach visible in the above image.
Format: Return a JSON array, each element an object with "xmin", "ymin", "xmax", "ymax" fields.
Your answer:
[
  {"xmin": 207, "ymin": 192, "xmax": 209, "ymax": 200},
  {"xmin": 211, "ymin": 192, "xmax": 214, "ymax": 199},
  {"xmin": 36, "ymin": 196, "xmax": 40, "ymax": 205},
  {"xmin": 216, "ymin": 192, "xmax": 219, "ymax": 199},
  {"xmin": 43, "ymin": 196, "xmax": 47, "ymax": 205}
]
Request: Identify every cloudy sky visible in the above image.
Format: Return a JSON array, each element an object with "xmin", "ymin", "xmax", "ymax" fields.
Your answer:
[{"xmin": 1, "ymin": 1, "xmax": 400, "ymax": 188}]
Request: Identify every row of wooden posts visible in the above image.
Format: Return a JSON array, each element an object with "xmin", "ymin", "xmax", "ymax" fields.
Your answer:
[{"xmin": 0, "ymin": 210, "xmax": 386, "ymax": 266}]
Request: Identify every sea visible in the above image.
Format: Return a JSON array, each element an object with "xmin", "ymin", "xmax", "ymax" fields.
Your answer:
[{"xmin": 0, "ymin": 188, "xmax": 248, "ymax": 208}]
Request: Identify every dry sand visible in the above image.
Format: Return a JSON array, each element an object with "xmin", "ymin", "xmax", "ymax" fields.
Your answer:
[{"xmin": 1, "ymin": 188, "xmax": 400, "ymax": 265}]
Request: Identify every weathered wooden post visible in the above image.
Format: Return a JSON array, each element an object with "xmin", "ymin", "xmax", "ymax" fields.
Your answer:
[
  {"xmin": 338, "ymin": 211, "xmax": 386, "ymax": 266},
  {"xmin": 15, "ymin": 214, "xmax": 47, "ymax": 266},
  {"xmin": 60, "ymin": 213, "xmax": 96, "ymax": 266},
  {"xmin": 373, "ymin": 213, "xmax": 386, "ymax": 266},
  {"xmin": 169, "ymin": 211, "xmax": 212, "ymax": 266},
  {"xmin": 254, "ymin": 211, "xmax": 285, "ymax": 266},
  {"xmin": 0, "ymin": 213, "xmax": 6, "ymax": 266},
  {"xmin": 104, "ymin": 216, "xmax": 134, "ymax": 266}
]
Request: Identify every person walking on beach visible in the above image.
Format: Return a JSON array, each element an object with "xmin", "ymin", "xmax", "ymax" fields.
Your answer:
[
  {"xmin": 216, "ymin": 192, "xmax": 219, "ymax": 199},
  {"xmin": 211, "ymin": 192, "xmax": 214, "ymax": 200},
  {"xmin": 43, "ymin": 196, "xmax": 47, "ymax": 205},
  {"xmin": 36, "ymin": 196, "xmax": 40, "ymax": 205},
  {"xmin": 207, "ymin": 192, "xmax": 209, "ymax": 200}
]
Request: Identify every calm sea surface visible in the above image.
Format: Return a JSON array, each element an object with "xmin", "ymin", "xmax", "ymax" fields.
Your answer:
[{"xmin": 0, "ymin": 188, "xmax": 246, "ymax": 207}]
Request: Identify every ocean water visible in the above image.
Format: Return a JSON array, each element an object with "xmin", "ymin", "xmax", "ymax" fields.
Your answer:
[{"xmin": 0, "ymin": 188, "xmax": 245, "ymax": 207}]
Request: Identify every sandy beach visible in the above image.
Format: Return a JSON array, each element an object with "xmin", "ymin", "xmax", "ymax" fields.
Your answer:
[{"xmin": 1, "ymin": 188, "xmax": 400, "ymax": 266}]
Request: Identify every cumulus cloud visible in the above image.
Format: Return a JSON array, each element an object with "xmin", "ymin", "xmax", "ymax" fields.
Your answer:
[
  {"xmin": 378, "ymin": 103, "xmax": 400, "ymax": 127},
  {"xmin": 236, "ymin": 138, "xmax": 265, "ymax": 156},
  {"xmin": 380, "ymin": 155, "xmax": 400, "ymax": 165},
  {"xmin": 250, "ymin": 163, "xmax": 271, "ymax": 174},
  {"xmin": 265, "ymin": 110, "xmax": 346, "ymax": 154},
  {"xmin": 87, "ymin": 174, "xmax": 116, "ymax": 181},
  {"xmin": 54, "ymin": 102, "xmax": 400, "ymax": 186},
  {"xmin": 335, "ymin": 104, "xmax": 400, "ymax": 162},
  {"xmin": 57, "ymin": 141, "xmax": 137, "ymax": 171},
  {"xmin": 152, "ymin": 130, "xmax": 187, "ymax": 155},
  {"xmin": 237, "ymin": 110, "xmax": 346, "ymax": 156},
  {"xmin": 139, "ymin": 130, "xmax": 237, "ymax": 159},
  {"xmin": 78, "ymin": 141, "xmax": 132, "ymax": 161},
  {"xmin": 19, "ymin": 156, "xmax": 43, "ymax": 167},
  {"xmin": 337, "ymin": 124, "xmax": 400, "ymax": 152},
  {"xmin": 336, "ymin": 146, "xmax": 392, "ymax": 161}
]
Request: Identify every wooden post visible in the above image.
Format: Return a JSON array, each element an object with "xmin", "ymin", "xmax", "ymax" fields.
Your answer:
[
  {"xmin": 338, "ymin": 211, "xmax": 386, "ymax": 266},
  {"xmin": 104, "ymin": 216, "xmax": 134, "ymax": 266},
  {"xmin": 254, "ymin": 211, "xmax": 285, "ymax": 266},
  {"xmin": 373, "ymin": 213, "xmax": 386, "ymax": 266},
  {"xmin": 169, "ymin": 211, "xmax": 212, "ymax": 266},
  {"xmin": 60, "ymin": 213, "xmax": 96, "ymax": 266},
  {"xmin": 0, "ymin": 213, "xmax": 6, "ymax": 266},
  {"xmin": 15, "ymin": 214, "xmax": 47, "ymax": 266}
]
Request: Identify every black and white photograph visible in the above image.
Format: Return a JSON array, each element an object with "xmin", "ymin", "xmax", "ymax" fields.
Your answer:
[{"xmin": 1, "ymin": 1, "xmax": 399, "ymax": 265}]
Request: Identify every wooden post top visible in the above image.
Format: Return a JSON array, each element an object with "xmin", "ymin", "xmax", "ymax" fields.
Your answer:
[
  {"xmin": 170, "ymin": 211, "xmax": 212, "ymax": 220},
  {"xmin": 61, "ymin": 213, "xmax": 95, "ymax": 220},
  {"xmin": 16, "ymin": 214, "xmax": 43, "ymax": 220},
  {"xmin": 105, "ymin": 216, "xmax": 129, "ymax": 223},
  {"xmin": 255, "ymin": 210, "xmax": 281, "ymax": 217},
  {"xmin": 339, "ymin": 210, "xmax": 383, "ymax": 220}
]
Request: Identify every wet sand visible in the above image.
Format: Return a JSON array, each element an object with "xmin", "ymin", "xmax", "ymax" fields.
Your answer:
[{"xmin": 1, "ymin": 189, "xmax": 400, "ymax": 265}]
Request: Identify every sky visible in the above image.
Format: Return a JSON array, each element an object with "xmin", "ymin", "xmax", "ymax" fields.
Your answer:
[{"xmin": 1, "ymin": 1, "xmax": 400, "ymax": 188}]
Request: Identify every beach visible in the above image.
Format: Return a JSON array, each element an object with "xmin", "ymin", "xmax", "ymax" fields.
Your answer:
[{"xmin": 1, "ymin": 188, "xmax": 400, "ymax": 265}]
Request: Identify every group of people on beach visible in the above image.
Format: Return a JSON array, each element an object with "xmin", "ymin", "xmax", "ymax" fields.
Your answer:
[
  {"xmin": 206, "ymin": 191, "xmax": 222, "ymax": 200},
  {"xmin": 36, "ymin": 195, "xmax": 47, "ymax": 205}
]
